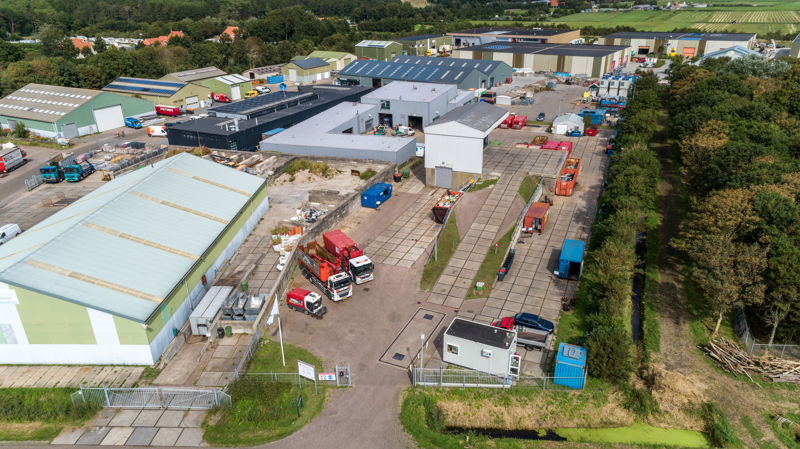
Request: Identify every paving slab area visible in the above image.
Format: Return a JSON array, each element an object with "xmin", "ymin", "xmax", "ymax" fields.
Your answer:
[{"xmin": 0, "ymin": 365, "xmax": 143, "ymax": 388}]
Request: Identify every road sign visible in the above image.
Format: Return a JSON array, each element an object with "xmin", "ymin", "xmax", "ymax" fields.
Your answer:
[
  {"xmin": 297, "ymin": 360, "xmax": 315, "ymax": 380},
  {"xmin": 279, "ymin": 83, "xmax": 287, "ymax": 91},
  {"xmin": 318, "ymin": 373, "xmax": 336, "ymax": 381},
  {"xmin": 494, "ymin": 242, "xmax": 500, "ymax": 248}
]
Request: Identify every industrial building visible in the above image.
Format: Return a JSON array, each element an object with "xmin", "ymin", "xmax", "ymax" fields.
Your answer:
[
  {"xmin": 355, "ymin": 40, "xmax": 404, "ymax": 61},
  {"xmin": 424, "ymin": 102, "xmax": 507, "ymax": 188},
  {"xmin": 442, "ymin": 317, "xmax": 519, "ymax": 377},
  {"xmin": 166, "ymin": 85, "xmax": 370, "ymax": 151},
  {"xmin": 305, "ymin": 51, "xmax": 357, "ymax": 71},
  {"xmin": 282, "ymin": 57, "xmax": 332, "ymax": 84},
  {"xmin": 448, "ymin": 28, "xmax": 581, "ymax": 48},
  {"xmin": 694, "ymin": 45, "xmax": 762, "ymax": 65},
  {"xmin": 162, "ymin": 66, "xmax": 228, "ymax": 84},
  {"xmin": 0, "ymin": 83, "xmax": 155, "ymax": 139},
  {"xmin": 0, "ymin": 153, "xmax": 269, "ymax": 365},
  {"xmin": 452, "ymin": 42, "xmax": 631, "ymax": 77},
  {"xmin": 360, "ymin": 81, "xmax": 473, "ymax": 129},
  {"xmin": 103, "ymin": 77, "xmax": 211, "ymax": 109},
  {"xmin": 260, "ymin": 101, "xmax": 416, "ymax": 164},
  {"xmin": 552, "ymin": 113, "xmax": 584, "ymax": 135},
  {"xmin": 600, "ymin": 31, "xmax": 757, "ymax": 58},
  {"xmin": 338, "ymin": 57, "xmax": 512, "ymax": 90},
  {"xmin": 197, "ymin": 74, "xmax": 252, "ymax": 101},
  {"xmin": 395, "ymin": 34, "xmax": 453, "ymax": 56}
]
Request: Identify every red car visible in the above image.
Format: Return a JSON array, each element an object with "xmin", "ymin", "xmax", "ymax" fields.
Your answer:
[
  {"xmin": 585, "ymin": 126, "xmax": 598, "ymax": 136},
  {"xmin": 491, "ymin": 317, "xmax": 516, "ymax": 331}
]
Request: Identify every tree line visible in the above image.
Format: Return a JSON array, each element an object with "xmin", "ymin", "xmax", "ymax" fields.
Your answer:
[{"xmin": 669, "ymin": 55, "xmax": 800, "ymax": 345}]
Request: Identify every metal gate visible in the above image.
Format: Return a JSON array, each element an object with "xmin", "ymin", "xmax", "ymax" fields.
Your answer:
[
  {"xmin": 434, "ymin": 166, "xmax": 453, "ymax": 189},
  {"xmin": 71, "ymin": 386, "xmax": 231, "ymax": 409}
]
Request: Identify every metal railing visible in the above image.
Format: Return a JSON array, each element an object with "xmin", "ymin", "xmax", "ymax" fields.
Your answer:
[
  {"xmin": 71, "ymin": 386, "xmax": 231, "ymax": 409},
  {"xmin": 411, "ymin": 366, "xmax": 585, "ymax": 390},
  {"xmin": 734, "ymin": 308, "xmax": 800, "ymax": 359}
]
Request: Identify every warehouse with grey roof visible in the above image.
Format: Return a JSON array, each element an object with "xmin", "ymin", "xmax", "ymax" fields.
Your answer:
[
  {"xmin": 0, "ymin": 153, "xmax": 269, "ymax": 365},
  {"xmin": 452, "ymin": 42, "xmax": 632, "ymax": 77},
  {"xmin": 601, "ymin": 31, "xmax": 756, "ymax": 58}
]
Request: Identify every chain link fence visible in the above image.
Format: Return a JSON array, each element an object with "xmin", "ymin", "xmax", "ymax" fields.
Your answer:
[
  {"xmin": 411, "ymin": 366, "xmax": 584, "ymax": 390},
  {"xmin": 734, "ymin": 307, "xmax": 800, "ymax": 359},
  {"xmin": 70, "ymin": 386, "xmax": 231, "ymax": 409}
]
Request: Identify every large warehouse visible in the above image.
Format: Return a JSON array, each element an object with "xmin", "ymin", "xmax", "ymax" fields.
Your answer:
[
  {"xmin": 395, "ymin": 34, "xmax": 453, "ymax": 56},
  {"xmin": 167, "ymin": 85, "xmax": 370, "ymax": 150},
  {"xmin": 338, "ymin": 57, "xmax": 512, "ymax": 90},
  {"xmin": 0, "ymin": 83, "xmax": 155, "ymax": 139},
  {"xmin": 354, "ymin": 40, "xmax": 404, "ymax": 61},
  {"xmin": 448, "ymin": 28, "xmax": 581, "ymax": 48},
  {"xmin": 360, "ymin": 81, "xmax": 472, "ymax": 129},
  {"xmin": 260, "ymin": 102, "xmax": 416, "ymax": 164},
  {"xmin": 452, "ymin": 42, "xmax": 631, "ymax": 77},
  {"xmin": 0, "ymin": 153, "xmax": 269, "ymax": 365},
  {"xmin": 197, "ymin": 74, "xmax": 252, "ymax": 101},
  {"xmin": 600, "ymin": 32, "xmax": 757, "ymax": 58},
  {"xmin": 103, "ymin": 77, "xmax": 212, "ymax": 109}
]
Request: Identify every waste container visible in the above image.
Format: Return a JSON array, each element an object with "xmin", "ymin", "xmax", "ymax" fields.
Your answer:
[
  {"xmin": 402, "ymin": 169, "xmax": 410, "ymax": 178},
  {"xmin": 225, "ymin": 326, "xmax": 232, "ymax": 337},
  {"xmin": 393, "ymin": 173, "xmax": 402, "ymax": 183},
  {"xmin": 216, "ymin": 327, "xmax": 225, "ymax": 338}
]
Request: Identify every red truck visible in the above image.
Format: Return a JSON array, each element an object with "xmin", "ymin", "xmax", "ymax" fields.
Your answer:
[
  {"xmin": 286, "ymin": 288, "xmax": 327, "ymax": 318},
  {"xmin": 512, "ymin": 115, "xmax": 527, "ymax": 129},
  {"xmin": 0, "ymin": 143, "xmax": 27, "ymax": 173},
  {"xmin": 155, "ymin": 105, "xmax": 181, "ymax": 116},
  {"xmin": 298, "ymin": 242, "xmax": 353, "ymax": 301},
  {"xmin": 556, "ymin": 157, "xmax": 581, "ymax": 196},
  {"xmin": 523, "ymin": 202, "xmax": 549, "ymax": 234},
  {"xmin": 322, "ymin": 230, "xmax": 374, "ymax": 284},
  {"xmin": 211, "ymin": 93, "xmax": 231, "ymax": 103}
]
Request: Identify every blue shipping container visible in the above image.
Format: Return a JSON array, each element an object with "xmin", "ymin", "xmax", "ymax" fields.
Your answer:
[
  {"xmin": 361, "ymin": 182, "xmax": 392, "ymax": 209},
  {"xmin": 579, "ymin": 109, "xmax": 606, "ymax": 125},
  {"xmin": 266, "ymin": 75, "xmax": 284, "ymax": 84},
  {"xmin": 557, "ymin": 239, "xmax": 585, "ymax": 279},
  {"xmin": 554, "ymin": 343, "xmax": 587, "ymax": 389}
]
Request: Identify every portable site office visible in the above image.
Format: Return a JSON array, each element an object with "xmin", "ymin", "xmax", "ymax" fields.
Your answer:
[
  {"xmin": 361, "ymin": 182, "xmax": 392, "ymax": 209},
  {"xmin": 554, "ymin": 342, "xmax": 587, "ymax": 389},
  {"xmin": 557, "ymin": 239, "xmax": 585, "ymax": 279},
  {"xmin": 442, "ymin": 317, "xmax": 520, "ymax": 378}
]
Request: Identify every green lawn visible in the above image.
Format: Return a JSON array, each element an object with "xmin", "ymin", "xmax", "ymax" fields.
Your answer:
[
  {"xmin": 203, "ymin": 339, "xmax": 327, "ymax": 446},
  {"xmin": 0, "ymin": 388, "xmax": 99, "ymax": 442},
  {"xmin": 465, "ymin": 227, "xmax": 514, "ymax": 299},
  {"xmin": 420, "ymin": 215, "xmax": 460, "ymax": 291},
  {"xmin": 470, "ymin": 178, "xmax": 497, "ymax": 192},
  {"xmin": 518, "ymin": 175, "xmax": 539, "ymax": 203}
]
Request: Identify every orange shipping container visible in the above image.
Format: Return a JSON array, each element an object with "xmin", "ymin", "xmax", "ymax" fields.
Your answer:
[{"xmin": 523, "ymin": 202, "xmax": 550, "ymax": 234}]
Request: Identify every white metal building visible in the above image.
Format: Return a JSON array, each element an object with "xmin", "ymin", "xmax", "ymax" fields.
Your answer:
[
  {"xmin": 423, "ymin": 102, "xmax": 508, "ymax": 188},
  {"xmin": 442, "ymin": 317, "xmax": 519, "ymax": 377},
  {"xmin": 0, "ymin": 153, "xmax": 269, "ymax": 365},
  {"xmin": 552, "ymin": 113, "xmax": 584, "ymax": 135},
  {"xmin": 360, "ymin": 81, "xmax": 473, "ymax": 130}
]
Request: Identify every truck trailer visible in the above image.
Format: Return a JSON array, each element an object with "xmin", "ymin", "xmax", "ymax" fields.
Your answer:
[
  {"xmin": 0, "ymin": 143, "xmax": 26, "ymax": 173},
  {"xmin": 298, "ymin": 243, "xmax": 353, "ymax": 301},
  {"xmin": 322, "ymin": 230, "xmax": 374, "ymax": 284},
  {"xmin": 155, "ymin": 105, "xmax": 181, "ymax": 116}
]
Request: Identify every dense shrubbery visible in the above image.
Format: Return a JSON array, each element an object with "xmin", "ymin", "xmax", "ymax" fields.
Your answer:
[
  {"xmin": 669, "ymin": 56, "xmax": 800, "ymax": 343},
  {"xmin": 578, "ymin": 72, "xmax": 661, "ymax": 383}
]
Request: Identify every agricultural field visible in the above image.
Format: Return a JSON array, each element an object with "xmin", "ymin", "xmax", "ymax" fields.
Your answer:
[{"xmin": 538, "ymin": 8, "xmax": 800, "ymax": 34}]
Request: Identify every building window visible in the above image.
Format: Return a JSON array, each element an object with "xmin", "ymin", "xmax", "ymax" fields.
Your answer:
[
  {"xmin": 446, "ymin": 344, "xmax": 459, "ymax": 356},
  {"xmin": 380, "ymin": 100, "xmax": 391, "ymax": 110}
]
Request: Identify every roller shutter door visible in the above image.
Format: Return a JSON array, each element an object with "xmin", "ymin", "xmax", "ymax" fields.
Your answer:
[
  {"xmin": 61, "ymin": 123, "xmax": 77, "ymax": 139},
  {"xmin": 434, "ymin": 166, "xmax": 453, "ymax": 189},
  {"xmin": 92, "ymin": 105, "xmax": 124, "ymax": 132},
  {"xmin": 185, "ymin": 96, "xmax": 199, "ymax": 108}
]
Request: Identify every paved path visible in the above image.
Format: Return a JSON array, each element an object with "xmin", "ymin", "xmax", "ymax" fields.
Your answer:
[
  {"xmin": 0, "ymin": 365, "xmax": 143, "ymax": 388},
  {"xmin": 51, "ymin": 408, "xmax": 205, "ymax": 447}
]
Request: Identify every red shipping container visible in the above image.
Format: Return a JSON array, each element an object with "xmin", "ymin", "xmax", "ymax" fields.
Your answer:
[
  {"xmin": 557, "ymin": 141, "xmax": 573, "ymax": 157},
  {"xmin": 512, "ymin": 115, "xmax": 527, "ymax": 129},
  {"xmin": 523, "ymin": 202, "xmax": 550, "ymax": 234}
]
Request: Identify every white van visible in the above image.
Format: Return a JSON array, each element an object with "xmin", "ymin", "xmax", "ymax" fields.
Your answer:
[
  {"xmin": 0, "ymin": 224, "xmax": 22, "ymax": 245},
  {"xmin": 147, "ymin": 126, "xmax": 167, "ymax": 137}
]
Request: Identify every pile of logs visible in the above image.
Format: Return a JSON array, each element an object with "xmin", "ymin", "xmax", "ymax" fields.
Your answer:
[{"xmin": 701, "ymin": 337, "xmax": 800, "ymax": 383}]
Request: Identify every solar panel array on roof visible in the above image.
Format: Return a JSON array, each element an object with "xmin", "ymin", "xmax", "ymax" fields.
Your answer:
[
  {"xmin": 390, "ymin": 56, "xmax": 503, "ymax": 76},
  {"xmin": 340, "ymin": 60, "xmax": 474, "ymax": 85},
  {"xmin": 293, "ymin": 57, "xmax": 329, "ymax": 70},
  {"xmin": 105, "ymin": 84, "xmax": 179, "ymax": 96},
  {"xmin": 116, "ymin": 77, "xmax": 185, "ymax": 88},
  {"xmin": 209, "ymin": 91, "xmax": 305, "ymax": 114},
  {"xmin": 103, "ymin": 77, "xmax": 186, "ymax": 97}
]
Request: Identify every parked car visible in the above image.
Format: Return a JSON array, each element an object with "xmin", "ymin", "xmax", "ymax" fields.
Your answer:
[
  {"xmin": 537, "ymin": 112, "xmax": 546, "ymax": 121},
  {"xmin": 491, "ymin": 317, "xmax": 516, "ymax": 331},
  {"xmin": 244, "ymin": 90, "xmax": 259, "ymax": 98},
  {"xmin": 514, "ymin": 312, "xmax": 554, "ymax": 333},
  {"xmin": 255, "ymin": 86, "xmax": 271, "ymax": 94}
]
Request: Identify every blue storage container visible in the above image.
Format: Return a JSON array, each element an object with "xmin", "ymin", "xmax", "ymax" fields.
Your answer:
[
  {"xmin": 554, "ymin": 343, "xmax": 587, "ymax": 389},
  {"xmin": 361, "ymin": 182, "xmax": 392, "ymax": 209},
  {"xmin": 266, "ymin": 75, "xmax": 284, "ymax": 84},
  {"xmin": 557, "ymin": 239, "xmax": 585, "ymax": 279}
]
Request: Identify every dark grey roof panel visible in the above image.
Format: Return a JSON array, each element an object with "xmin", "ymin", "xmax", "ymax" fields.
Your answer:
[
  {"xmin": 459, "ymin": 42, "xmax": 629, "ymax": 56},
  {"xmin": 433, "ymin": 102, "xmax": 506, "ymax": 132},
  {"xmin": 603, "ymin": 31, "xmax": 755, "ymax": 41},
  {"xmin": 293, "ymin": 57, "xmax": 329, "ymax": 70},
  {"xmin": 446, "ymin": 318, "xmax": 515, "ymax": 349}
]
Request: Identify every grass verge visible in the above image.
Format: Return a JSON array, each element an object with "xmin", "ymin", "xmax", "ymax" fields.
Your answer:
[
  {"xmin": 766, "ymin": 412, "xmax": 800, "ymax": 449},
  {"xmin": 203, "ymin": 339, "xmax": 327, "ymax": 446},
  {"xmin": 359, "ymin": 168, "xmax": 377, "ymax": 180},
  {"xmin": 420, "ymin": 215, "xmax": 459, "ymax": 292},
  {"xmin": 470, "ymin": 178, "xmax": 497, "ymax": 192},
  {"xmin": 0, "ymin": 388, "xmax": 99, "ymax": 442},
  {"xmin": 283, "ymin": 159, "xmax": 337, "ymax": 178},
  {"xmin": 700, "ymin": 402, "xmax": 742, "ymax": 448},
  {"xmin": 465, "ymin": 227, "xmax": 513, "ymax": 299},
  {"xmin": 518, "ymin": 175, "xmax": 538, "ymax": 203}
]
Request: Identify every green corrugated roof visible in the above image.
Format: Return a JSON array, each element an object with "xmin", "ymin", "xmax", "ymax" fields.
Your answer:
[
  {"xmin": 0, "ymin": 153, "xmax": 266, "ymax": 322},
  {"xmin": 308, "ymin": 50, "xmax": 353, "ymax": 60}
]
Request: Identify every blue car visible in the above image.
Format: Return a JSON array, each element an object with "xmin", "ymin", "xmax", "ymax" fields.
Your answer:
[{"xmin": 514, "ymin": 312, "xmax": 555, "ymax": 334}]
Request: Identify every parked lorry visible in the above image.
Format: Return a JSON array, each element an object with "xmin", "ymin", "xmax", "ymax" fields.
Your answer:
[
  {"xmin": 323, "ymin": 230, "xmax": 374, "ymax": 284},
  {"xmin": 40, "ymin": 161, "xmax": 64, "ymax": 183},
  {"xmin": 155, "ymin": 105, "xmax": 181, "ymax": 116},
  {"xmin": 0, "ymin": 143, "xmax": 27, "ymax": 173},
  {"xmin": 63, "ymin": 160, "xmax": 95, "ymax": 182},
  {"xmin": 211, "ymin": 92, "xmax": 231, "ymax": 103},
  {"xmin": 499, "ymin": 114, "xmax": 515, "ymax": 129},
  {"xmin": 298, "ymin": 243, "xmax": 353, "ymax": 301},
  {"xmin": 124, "ymin": 117, "xmax": 142, "ymax": 128},
  {"xmin": 512, "ymin": 115, "xmax": 527, "ymax": 129},
  {"xmin": 556, "ymin": 157, "xmax": 581, "ymax": 196},
  {"xmin": 286, "ymin": 288, "xmax": 327, "ymax": 318}
]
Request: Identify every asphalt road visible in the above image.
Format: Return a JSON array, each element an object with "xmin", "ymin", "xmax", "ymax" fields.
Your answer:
[{"xmin": 0, "ymin": 145, "xmax": 58, "ymax": 206}]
